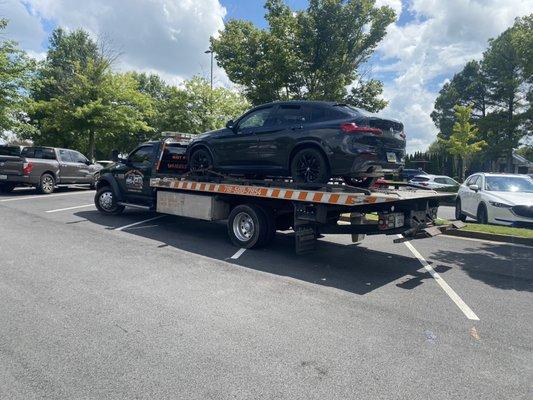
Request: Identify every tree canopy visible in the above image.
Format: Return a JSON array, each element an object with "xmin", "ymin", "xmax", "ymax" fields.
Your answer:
[
  {"xmin": 211, "ymin": 0, "xmax": 394, "ymax": 108},
  {"xmin": 0, "ymin": 19, "xmax": 34, "ymax": 137}
]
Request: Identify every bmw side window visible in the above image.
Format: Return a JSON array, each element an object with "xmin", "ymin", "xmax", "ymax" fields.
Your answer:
[
  {"xmin": 273, "ymin": 105, "xmax": 306, "ymax": 126},
  {"xmin": 129, "ymin": 146, "xmax": 153, "ymax": 167},
  {"xmin": 237, "ymin": 108, "xmax": 272, "ymax": 131}
]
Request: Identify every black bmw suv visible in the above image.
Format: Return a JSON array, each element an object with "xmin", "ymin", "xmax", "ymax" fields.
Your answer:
[{"xmin": 188, "ymin": 101, "xmax": 405, "ymax": 184}]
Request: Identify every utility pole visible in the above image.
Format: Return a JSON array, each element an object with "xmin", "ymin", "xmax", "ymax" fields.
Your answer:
[{"xmin": 205, "ymin": 49, "xmax": 213, "ymax": 90}]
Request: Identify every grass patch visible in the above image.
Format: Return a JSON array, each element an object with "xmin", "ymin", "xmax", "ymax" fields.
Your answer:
[{"xmin": 436, "ymin": 218, "xmax": 533, "ymax": 239}]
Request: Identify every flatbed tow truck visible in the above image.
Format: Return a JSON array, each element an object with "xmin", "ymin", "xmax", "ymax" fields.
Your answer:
[{"xmin": 94, "ymin": 138, "xmax": 463, "ymax": 254}]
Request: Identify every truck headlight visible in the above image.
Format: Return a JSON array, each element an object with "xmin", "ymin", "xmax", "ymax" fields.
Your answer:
[{"xmin": 489, "ymin": 201, "xmax": 511, "ymax": 208}]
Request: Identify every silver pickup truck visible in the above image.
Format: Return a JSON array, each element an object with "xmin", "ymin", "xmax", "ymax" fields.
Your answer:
[{"xmin": 0, "ymin": 146, "xmax": 102, "ymax": 194}]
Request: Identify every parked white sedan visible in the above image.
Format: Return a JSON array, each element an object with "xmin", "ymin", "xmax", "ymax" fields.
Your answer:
[
  {"xmin": 409, "ymin": 174, "xmax": 459, "ymax": 190},
  {"xmin": 455, "ymin": 173, "xmax": 533, "ymax": 226}
]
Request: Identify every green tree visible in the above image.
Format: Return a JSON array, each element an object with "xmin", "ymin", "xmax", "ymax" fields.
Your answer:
[
  {"xmin": 212, "ymin": 0, "xmax": 394, "ymax": 105},
  {"xmin": 483, "ymin": 16, "xmax": 531, "ymax": 171},
  {"xmin": 0, "ymin": 19, "xmax": 34, "ymax": 137},
  {"xmin": 27, "ymin": 28, "xmax": 153, "ymax": 159},
  {"xmin": 439, "ymin": 105, "xmax": 486, "ymax": 181},
  {"xmin": 346, "ymin": 76, "xmax": 388, "ymax": 112},
  {"xmin": 181, "ymin": 76, "xmax": 250, "ymax": 133},
  {"xmin": 431, "ymin": 60, "xmax": 487, "ymax": 139}
]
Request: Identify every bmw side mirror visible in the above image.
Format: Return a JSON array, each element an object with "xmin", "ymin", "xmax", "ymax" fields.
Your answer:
[
  {"xmin": 469, "ymin": 184, "xmax": 479, "ymax": 191},
  {"xmin": 226, "ymin": 120, "xmax": 235, "ymax": 130}
]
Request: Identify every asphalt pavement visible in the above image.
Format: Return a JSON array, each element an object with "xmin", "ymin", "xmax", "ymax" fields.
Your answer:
[{"xmin": 1, "ymin": 187, "xmax": 531, "ymax": 400}]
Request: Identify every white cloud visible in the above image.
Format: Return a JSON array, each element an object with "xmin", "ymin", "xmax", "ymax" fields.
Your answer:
[
  {"xmin": 375, "ymin": 0, "xmax": 403, "ymax": 18},
  {"xmin": 18, "ymin": 0, "xmax": 227, "ymax": 84},
  {"xmin": 1, "ymin": 0, "xmax": 48, "ymax": 52},
  {"xmin": 375, "ymin": 0, "xmax": 533, "ymax": 153}
]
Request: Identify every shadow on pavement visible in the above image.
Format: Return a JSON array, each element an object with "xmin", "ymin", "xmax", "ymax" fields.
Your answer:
[
  {"xmin": 432, "ymin": 243, "xmax": 533, "ymax": 292},
  {"xmin": 75, "ymin": 209, "xmax": 443, "ymax": 296}
]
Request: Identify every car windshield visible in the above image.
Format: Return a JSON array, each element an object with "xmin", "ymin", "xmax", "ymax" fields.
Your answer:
[
  {"xmin": 485, "ymin": 176, "xmax": 533, "ymax": 193},
  {"xmin": 411, "ymin": 176, "xmax": 429, "ymax": 182}
]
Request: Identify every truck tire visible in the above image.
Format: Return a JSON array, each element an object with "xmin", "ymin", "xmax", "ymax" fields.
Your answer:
[
  {"xmin": 0, "ymin": 182, "xmax": 16, "ymax": 193},
  {"xmin": 290, "ymin": 148, "xmax": 330, "ymax": 184},
  {"xmin": 94, "ymin": 186, "xmax": 125, "ymax": 215},
  {"xmin": 227, "ymin": 204, "xmax": 269, "ymax": 249},
  {"xmin": 256, "ymin": 204, "xmax": 276, "ymax": 246},
  {"xmin": 37, "ymin": 173, "xmax": 55, "ymax": 194}
]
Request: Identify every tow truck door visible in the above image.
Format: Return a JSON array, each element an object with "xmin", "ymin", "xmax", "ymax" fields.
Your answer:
[{"xmin": 116, "ymin": 144, "xmax": 155, "ymax": 203}]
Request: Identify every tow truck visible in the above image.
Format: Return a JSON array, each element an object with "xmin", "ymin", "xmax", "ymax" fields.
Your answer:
[{"xmin": 94, "ymin": 137, "xmax": 463, "ymax": 254}]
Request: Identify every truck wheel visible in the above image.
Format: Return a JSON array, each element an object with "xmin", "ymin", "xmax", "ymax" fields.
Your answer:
[
  {"xmin": 94, "ymin": 186, "xmax": 125, "ymax": 215},
  {"xmin": 0, "ymin": 183, "xmax": 16, "ymax": 193},
  {"xmin": 37, "ymin": 173, "xmax": 55, "ymax": 194},
  {"xmin": 227, "ymin": 204, "xmax": 269, "ymax": 249},
  {"xmin": 291, "ymin": 148, "xmax": 330, "ymax": 184},
  {"xmin": 455, "ymin": 199, "xmax": 467, "ymax": 221},
  {"xmin": 256, "ymin": 204, "xmax": 276, "ymax": 246}
]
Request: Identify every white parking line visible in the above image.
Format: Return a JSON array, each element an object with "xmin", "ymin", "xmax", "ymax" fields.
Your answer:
[
  {"xmin": 114, "ymin": 215, "xmax": 165, "ymax": 231},
  {"xmin": 1, "ymin": 191, "xmax": 92, "ymax": 202},
  {"xmin": 399, "ymin": 235, "xmax": 480, "ymax": 321},
  {"xmin": 46, "ymin": 204, "xmax": 94, "ymax": 213},
  {"xmin": 230, "ymin": 248, "xmax": 247, "ymax": 259}
]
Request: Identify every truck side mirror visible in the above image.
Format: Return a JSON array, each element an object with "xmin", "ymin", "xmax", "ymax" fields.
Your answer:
[{"xmin": 111, "ymin": 149, "xmax": 119, "ymax": 162}]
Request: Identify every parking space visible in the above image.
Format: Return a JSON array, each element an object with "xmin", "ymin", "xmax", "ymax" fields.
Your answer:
[{"xmin": 1, "ymin": 190, "xmax": 532, "ymax": 400}]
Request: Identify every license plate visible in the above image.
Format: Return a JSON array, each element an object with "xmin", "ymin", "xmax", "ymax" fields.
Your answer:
[
  {"xmin": 0, "ymin": 174, "xmax": 7, "ymax": 180},
  {"xmin": 386, "ymin": 152, "xmax": 397, "ymax": 163}
]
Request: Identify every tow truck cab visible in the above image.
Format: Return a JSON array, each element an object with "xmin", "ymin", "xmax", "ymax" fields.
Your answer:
[{"xmin": 95, "ymin": 139, "xmax": 188, "ymax": 208}]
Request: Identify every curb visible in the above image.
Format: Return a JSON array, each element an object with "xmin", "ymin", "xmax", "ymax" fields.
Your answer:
[{"xmin": 442, "ymin": 229, "xmax": 533, "ymax": 246}]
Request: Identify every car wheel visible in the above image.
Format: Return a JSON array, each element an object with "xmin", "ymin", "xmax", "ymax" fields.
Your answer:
[
  {"xmin": 0, "ymin": 182, "xmax": 16, "ymax": 194},
  {"xmin": 37, "ymin": 173, "xmax": 55, "ymax": 194},
  {"xmin": 189, "ymin": 148, "xmax": 213, "ymax": 172},
  {"xmin": 94, "ymin": 186, "xmax": 125, "ymax": 215},
  {"xmin": 455, "ymin": 199, "xmax": 467, "ymax": 221},
  {"xmin": 476, "ymin": 203, "xmax": 488, "ymax": 224},
  {"xmin": 290, "ymin": 148, "xmax": 330, "ymax": 184},
  {"xmin": 227, "ymin": 204, "xmax": 269, "ymax": 249}
]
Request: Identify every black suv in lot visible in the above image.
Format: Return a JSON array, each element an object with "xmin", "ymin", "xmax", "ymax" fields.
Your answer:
[{"xmin": 188, "ymin": 101, "xmax": 406, "ymax": 184}]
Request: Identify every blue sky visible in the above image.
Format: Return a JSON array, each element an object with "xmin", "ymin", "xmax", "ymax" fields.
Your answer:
[{"xmin": 3, "ymin": 0, "xmax": 532, "ymax": 152}]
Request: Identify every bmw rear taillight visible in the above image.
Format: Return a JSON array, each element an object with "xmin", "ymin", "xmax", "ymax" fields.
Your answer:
[
  {"xmin": 340, "ymin": 123, "xmax": 382, "ymax": 135},
  {"xmin": 22, "ymin": 161, "xmax": 33, "ymax": 175}
]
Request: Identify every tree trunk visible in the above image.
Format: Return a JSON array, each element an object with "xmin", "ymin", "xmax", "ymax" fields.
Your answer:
[{"xmin": 88, "ymin": 130, "xmax": 95, "ymax": 161}]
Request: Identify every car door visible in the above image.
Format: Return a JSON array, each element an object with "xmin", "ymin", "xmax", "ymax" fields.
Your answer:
[
  {"xmin": 210, "ymin": 107, "xmax": 274, "ymax": 171},
  {"xmin": 255, "ymin": 104, "xmax": 304, "ymax": 172},
  {"xmin": 117, "ymin": 144, "xmax": 155, "ymax": 202},
  {"xmin": 68, "ymin": 150, "xmax": 92, "ymax": 183},
  {"xmin": 463, "ymin": 175, "xmax": 481, "ymax": 215},
  {"xmin": 57, "ymin": 149, "xmax": 78, "ymax": 183}
]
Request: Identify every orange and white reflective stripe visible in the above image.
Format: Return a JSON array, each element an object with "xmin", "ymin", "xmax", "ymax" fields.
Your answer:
[{"xmin": 150, "ymin": 178, "xmax": 395, "ymax": 206}]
